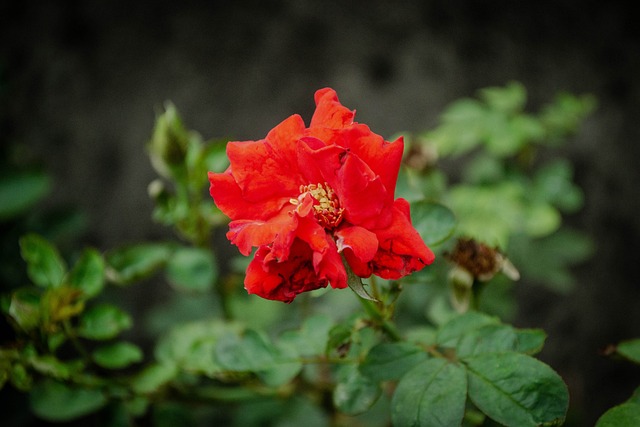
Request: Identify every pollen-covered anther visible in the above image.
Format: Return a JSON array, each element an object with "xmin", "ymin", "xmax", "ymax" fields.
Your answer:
[{"xmin": 295, "ymin": 182, "xmax": 344, "ymax": 229}]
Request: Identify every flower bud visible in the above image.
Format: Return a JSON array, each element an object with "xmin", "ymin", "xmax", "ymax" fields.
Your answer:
[{"xmin": 148, "ymin": 102, "xmax": 189, "ymax": 178}]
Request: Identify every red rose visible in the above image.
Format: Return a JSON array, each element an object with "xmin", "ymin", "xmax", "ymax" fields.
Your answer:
[{"xmin": 208, "ymin": 88, "xmax": 434, "ymax": 302}]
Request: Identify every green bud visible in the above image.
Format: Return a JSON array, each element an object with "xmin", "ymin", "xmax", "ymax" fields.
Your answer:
[{"xmin": 148, "ymin": 102, "xmax": 189, "ymax": 178}]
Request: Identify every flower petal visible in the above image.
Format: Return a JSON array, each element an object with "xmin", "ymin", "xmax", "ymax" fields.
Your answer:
[
  {"xmin": 227, "ymin": 208, "xmax": 297, "ymax": 258},
  {"xmin": 297, "ymin": 142, "xmax": 392, "ymax": 229},
  {"xmin": 227, "ymin": 114, "xmax": 306, "ymax": 202},
  {"xmin": 310, "ymin": 88, "xmax": 355, "ymax": 130},
  {"xmin": 244, "ymin": 238, "xmax": 346, "ymax": 303},
  {"xmin": 334, "ymin": 151, "xmax": 392, "ymax": 229},
  {"xmin": 208, "ymin": 170, "xmax": 289, "ymax": 221},
  {"xmin": 370, "ymin": 198, "xmax": 435, "ymax": 279},
  {"xmin": 335, "ymin": 225, "xmax": 378, "ymax": 263},
  {"xmin": 338, "ymin": 125, "xmax": 404, "ymax": 198}
]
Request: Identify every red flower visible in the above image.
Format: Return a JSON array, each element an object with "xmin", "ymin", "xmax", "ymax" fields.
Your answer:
[{"xmin": 208, "ymin": 88, "xmax": 434, "ymax": 302}]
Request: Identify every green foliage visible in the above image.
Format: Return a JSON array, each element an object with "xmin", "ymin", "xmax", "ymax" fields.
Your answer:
[
  {"xmin": 30, "ymin": 380, "xmax": 108, "ymax": 422},
  {"xmin": 392, "ymin": 358, "xmax": 467, "ymax": 427},
  {"xmin": 20, "ymin": 233, "xmax": 67, "ymax": 289},
  {"xmin": 0, "ymin": 171, "xmax": 51, "ymax": 221},
  {"xmin": 0, "ymin": 84, "xmax": 606, "ymax": 426}
]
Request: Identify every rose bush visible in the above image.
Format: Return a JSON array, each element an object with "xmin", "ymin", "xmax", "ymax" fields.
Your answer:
[{"xmin": 208, "ymin": 88, "xmax": 434, "ymax": 302}]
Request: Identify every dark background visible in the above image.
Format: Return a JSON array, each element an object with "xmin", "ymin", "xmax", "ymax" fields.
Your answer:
[{"xmin": 1, "ymin": 0, "xmax": 639, "ymax": 425}]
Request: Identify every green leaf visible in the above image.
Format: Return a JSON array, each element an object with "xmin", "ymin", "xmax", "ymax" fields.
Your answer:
[
  {"xmin": 131, "ymin": 363, "xmax": 178, "ymax": 394},
  {"xmin": 344, "ymin": 257, "xmax": 377, "ymax": 301},
  {"xmin": 68, "ymin": 248, "xmax": 105, "ymax": 299},
  {"xmin": 429, "ymin": 98, "xmax": 486, "ymax": 157},
  {"xmin": 8, "ymin": 288, "xmax": 41, "ymax": 331},
  {"xmin": 595, "ymin": 402, "xmax": 640, "ymax": 427},
  {"xmin": 154, "ymin": 320, "xmax": 237, "ymax": 376},
  {"xmin": 391, "ymin": 358, "xmax": 467, "ymax": 427},
  {"xmin": 27, "ymin": 355, "xmax": 76, "ymax": 379},
  {"xmin": 106, "ymin": 243, "xmax": 172, "ymax": 284},
  {"xmin": 333, "ymin": 364, "xmax": 381, "ymax": 415},
  {"xmin": 78, "ymin": 304, "xmax": 132, "ymax": 340},
  {"xmin": 531, "ymin": 160, "xmax": 584, "ymax": 213},
  {"xmin": 215, "ymin": 329, "xmax": 301, "ymax": 387},
  {"xmin": 20, "ymin": 234, "xmax": 67, "ymax": 288},
  {"xmin": 465, "ymin": 352, "xmax": 568, "ymax": 427},
  {"xmin": 617, "ymin": 338, "xmax": 640, "ymax": 364},
  {"xmin": 360, "ymin": 342, "xmax": 429, "ymax": 382},
  {"xmin": 0, "ymin": 171, "xmax": 50, "ymax": 220},
  {"xmin": 509, "ymin": 229, "xmax": 594, "ymax": 294},
  {"xmin": 515, "ymin": 329, "xmax": 547, "ymax": 355},
  {"xmin": 279, "ymin": 314, "xmax": 333, "ymax": 357},
  {"xmin": 436, "ymin": 311, "xmax": 500, "ymax": 348},
  {"xmin": 93, "ymin": 341, "xmax": 143, "ymax": 369},
  {"xmin": 30, "ymin": 379, "xmax": 107, "ymax": 422},
  {"xmin": 165, "ymin": 246, "xmax": 217, "ymax": 293},
  {"xmin": 152, "ymin": 402, "xmax": 198, "ymax": 427},
  {"xmin": 480, "ymin": 81, "xmax": 527, "ymax": 114},
  {"xmin": 10, "ymin": 363, "xmax": 33, "ymax": 391},
  {"xmin": 395, "ymin": 166, "xmax": 425, "ymax": 202},
  {"xmin": 455, "ymin": 324, "xmax": 518, "ymax": 358},
  {"xmin": 410, "ymin": 201, "xmax": 456, "ymax": 246}
]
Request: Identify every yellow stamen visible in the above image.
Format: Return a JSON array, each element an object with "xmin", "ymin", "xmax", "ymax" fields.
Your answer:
[{"xmin": 291, "ymin": 182, "xmax": 344, "ymax": 229}]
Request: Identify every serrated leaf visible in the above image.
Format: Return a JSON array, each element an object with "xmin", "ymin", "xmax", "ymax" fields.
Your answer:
[
  {"xmin": 410, "ymin": 201, "xmax": 456, "ymax": 246},
  {"xmin": 78, "ymin": 304, "xmax": 132, "ymax": 340},
  {"xmin": 436, "ymin": 311, "xmax": 500, "ymax": 348},
  {"xmin": 617, "ymin": 338, "xmax": 640, "ymax": 364},
  {"xmin": 360, "ymin": 342, "xmax": 428, "ymax": 382},
  {"xmin": 391, "ymin": 358, "xmax": 467, "ymax": 427},
  {"xmin": 68, "ymin": 248, "xmax": 105, "ymax": 299},
  {"xmin": 456, "ymin": 324, "xmax": 518, "ymax": 358},
  {"xmin": 333, "ymin": 365, "xmax": 381, "ymax": 415},
  {"xmin": 515, "ymin": 329, "xmax": 547, "ymax": 355},
  {"xmin": 20, "ymin": 234, "xmax": 67, "ymax": 288},
  {"xmin": 595, "ymin": 402, "xmax": 640, "ymax": 427},
  {"xmin": 93, "ymin": 341, "xmax": 143, "ymax": 369},
  {"xmin": 30, "ymin": 380, "xmax": 107, "ymax": 422},
  {"xmin": 466, "ymin": 352, "xmax": 568, "ymax": 427},
  {"xmin": 165, "ymin": 246, "xmax": 217, "ymax": 292},
  {"xmin": 106, "ymin": 243, "xmax": 172, "ymax": 284}
]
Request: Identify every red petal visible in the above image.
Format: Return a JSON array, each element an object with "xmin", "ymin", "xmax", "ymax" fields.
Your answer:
[
  {"xmin": 370, "ymin": 198, "xmax": 435, "ymax": 279},
  {"xmin": 243, "ymin": 238, "xmax": 346, "ymax": 303},
  {"xmin": 208, "ymin": 170, "xmax": 289, "ymax": 221},
  {"xmin": 310, "ymin": 88, "xmax": 355, "ymax": 130},
  {"xmin": 339, "ymin": 125, "xmax": 404, "ymax": 198},
  {"xmin": 296, "ymin": 214, "xmax": 331, "ymax": 253},
  {"xmin": 227, "ymin": 115, "xmax": 305, "ymax": 202},
  {"xmin": 335, "ymin": 151, "xmax": 392, "ymax": 229},
  {"xmin": 335, "ymin": 225, "xmax": 378, "ymax": 263},
  {"xmin": 296, "ymin": 140, "xmax": 344, "ymax": 185},
  {"xmin": 315, "ymin": 237, "xmax": 348, "ymax": 289},
  {"xmin": 227, "ymin": 208, "xmax": 297, "ymax": 257}
]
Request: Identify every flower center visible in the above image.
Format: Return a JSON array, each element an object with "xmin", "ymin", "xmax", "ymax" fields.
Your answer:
[{"xmin": 290, "ymin": 182, "xmax": 344, "ymax": 229}]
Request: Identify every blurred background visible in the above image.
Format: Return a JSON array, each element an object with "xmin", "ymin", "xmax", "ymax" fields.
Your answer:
[{"xmin": 1, "ymin": 0, "xmax": 639, "ymax": 424}]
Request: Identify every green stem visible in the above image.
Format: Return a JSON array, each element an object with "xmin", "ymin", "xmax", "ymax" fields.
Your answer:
[
  {"xmin": 62, "ymin": 319, "xmax": 90, "ymax": 360},
  {"xmin": 357, "ymin": 297, "xmax": 403, "ymax": 342}
]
